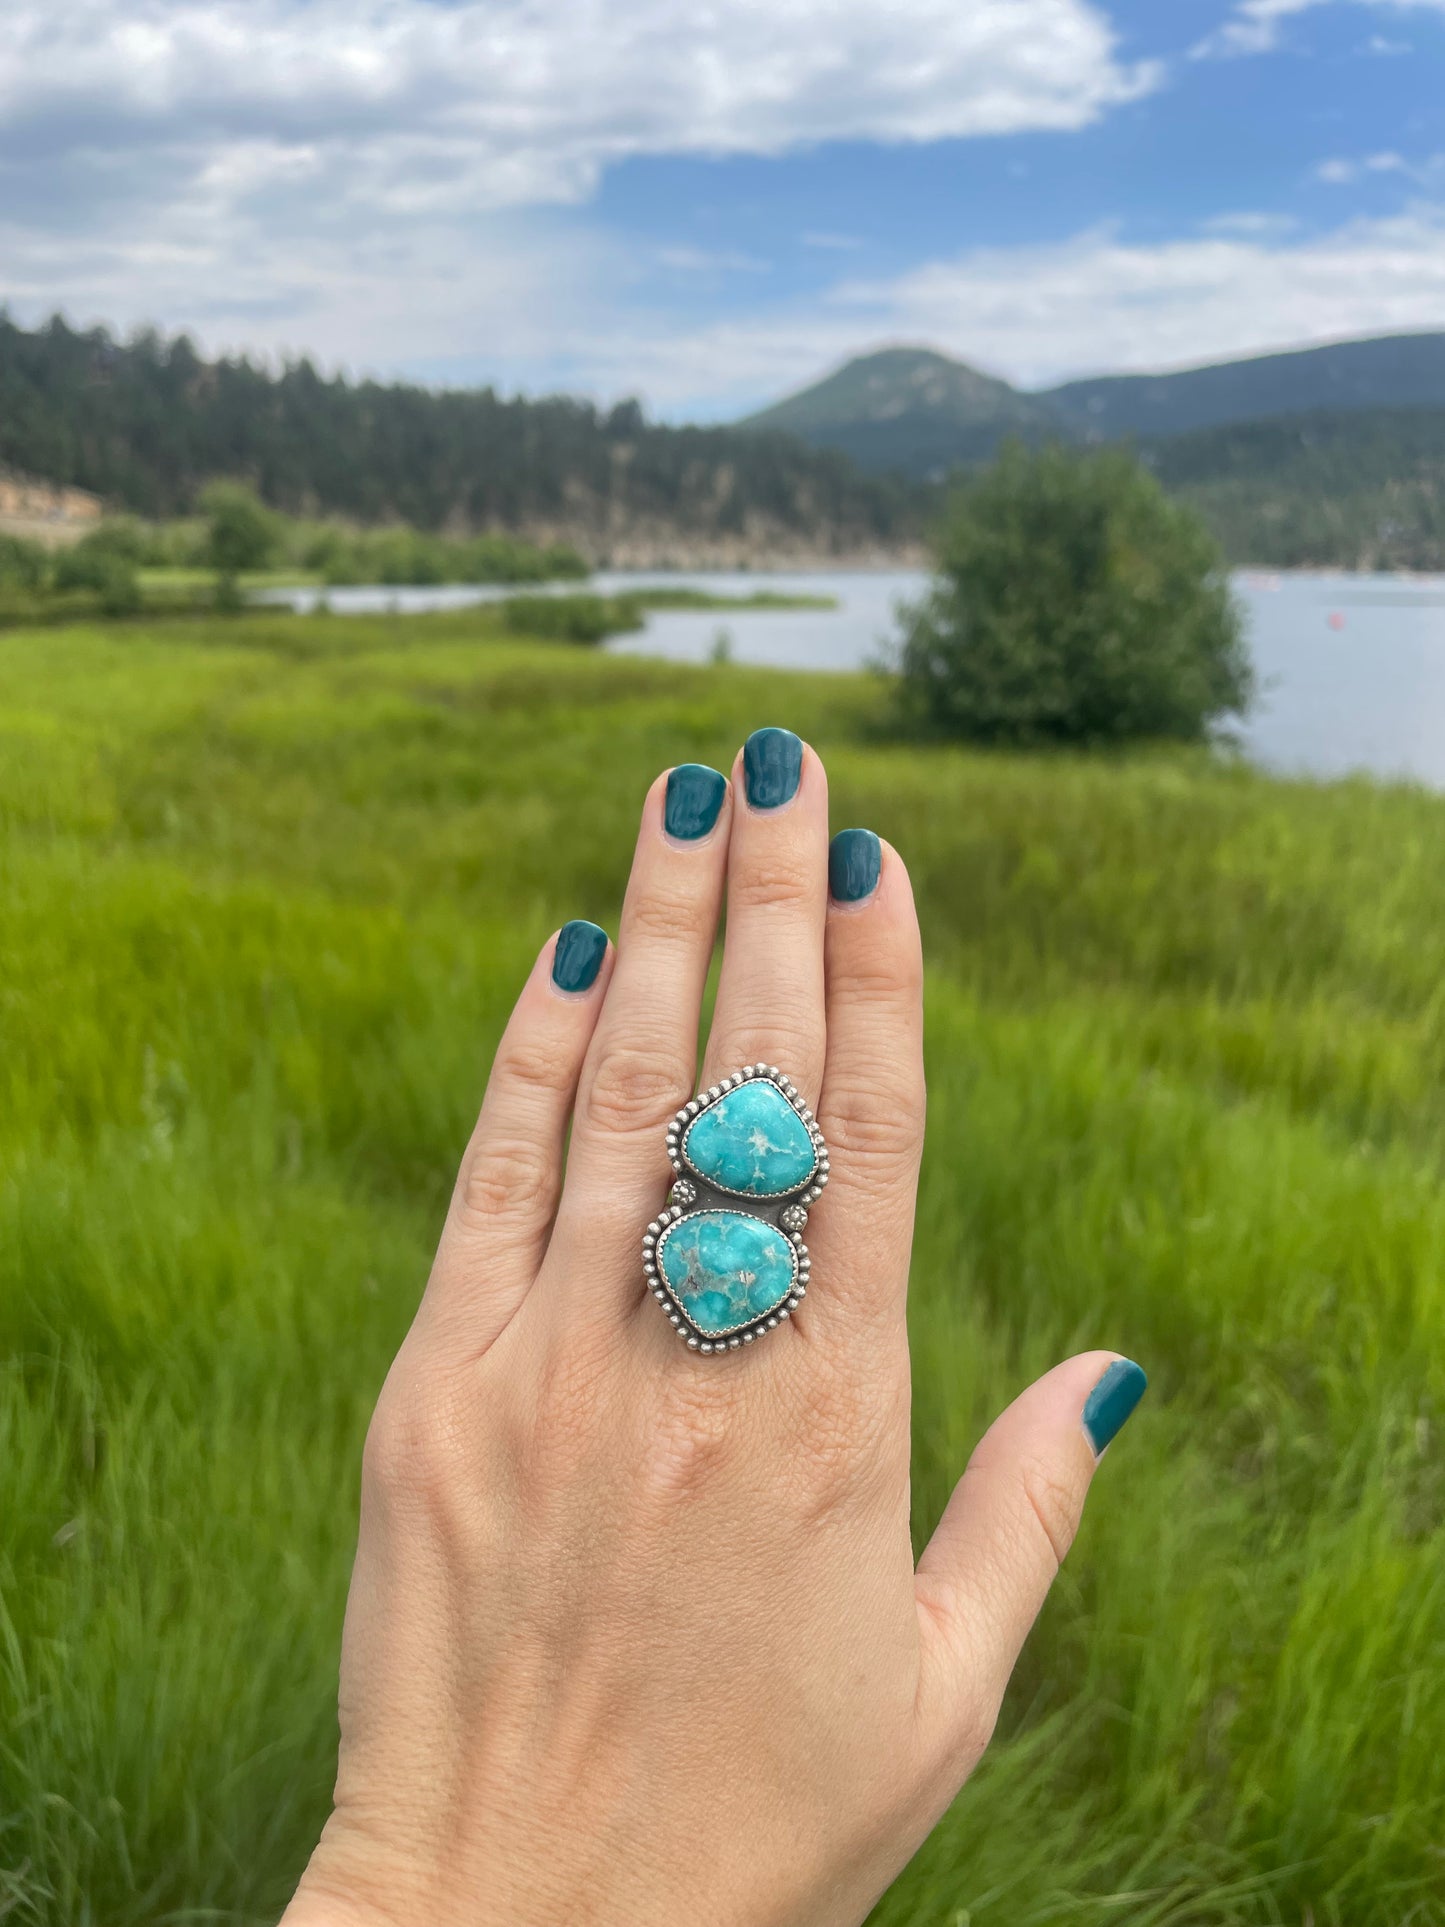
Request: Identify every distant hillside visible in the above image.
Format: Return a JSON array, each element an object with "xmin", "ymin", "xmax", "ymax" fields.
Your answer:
[
  {"xmin": 741, "ymin": 335, "xmax": 1445, "ymax": 480},
  {"xmin": 1148, "ymin": 405, "xmax": 1445, "ymax": 572},
  {"xmin": 0, "ymin": 314, "xmax": 917, "ymax": 563},
  {"xmin": 740, "ymin": 347, "xmax": 1061, "ymax": 477},
  {"xmin": 1047, "ymin": 333, "xmax": 1445, "ymax": 442}
]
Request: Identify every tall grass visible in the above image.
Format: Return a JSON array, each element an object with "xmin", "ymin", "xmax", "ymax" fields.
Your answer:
[{"xmin": 2, "ymin": 610, "xmax": 1443, "ymax": 1924}]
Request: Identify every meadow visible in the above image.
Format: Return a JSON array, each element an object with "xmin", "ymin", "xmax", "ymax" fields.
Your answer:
[{"xmin": 2, "ymin": 605, "xmax": 1444, "ymax": 1926}]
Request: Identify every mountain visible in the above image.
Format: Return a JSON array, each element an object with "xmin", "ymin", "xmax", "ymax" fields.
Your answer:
[
  {"xmin": 0, "ymin": 313, "xmax": 917, "ymax": 562},
  {"xmin": 740, "ymin": 334, "xmax": 1445, "ymax": 480},
  {"xmin": 1046, "ymin": 333, "xmax": 1445, "ymax": 442},
  {"xmin": 739, "ymin": 346, "xmax": 1062, "ymax": 478}
]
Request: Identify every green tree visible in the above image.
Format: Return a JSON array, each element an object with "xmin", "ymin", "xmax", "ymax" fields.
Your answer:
[
  {"xmin": 898, "ymin": 443, "xmax": 1252, "ymax": 745},
  {"xmin": 201, "ymin": 483, "xmax": 278, "ymax": 606}
]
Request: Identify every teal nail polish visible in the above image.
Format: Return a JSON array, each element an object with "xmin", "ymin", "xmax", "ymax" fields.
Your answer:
[
  {"xmin": 1083, "ymin": 1359, "xmax": 1148, "ymax": 1455},
  {"xmin": 552, "ymin": 920, "xmax": 608, "ymax": 993},
  {"xmin": 829, "ymin": 828, "xmax": 881, "ymax": 903},
  {"xmin": 743, "ymin": 727, "xmax": 803, "ymax": 810},
  {"xmin": 665, "ymin": 764, "xmax": 727, "ymax": 840}
]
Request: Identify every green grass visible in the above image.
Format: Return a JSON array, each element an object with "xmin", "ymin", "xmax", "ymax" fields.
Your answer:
[{"xmin": 3, "ymin": 607, "xmax": 1444, "ymax": 1926}]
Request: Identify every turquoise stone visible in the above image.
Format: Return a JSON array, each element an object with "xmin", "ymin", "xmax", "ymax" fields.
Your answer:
[
  {"xmin": 682, "ymin": 1079, "xmax": 816, "ymax": 1198},
  {"xmin": 657, "ymin": 1209, "xmax": 798, "ymax": 1335}
]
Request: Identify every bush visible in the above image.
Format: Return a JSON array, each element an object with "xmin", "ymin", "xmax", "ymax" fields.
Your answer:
[
  {"xmin": 496, "ymin": 593, "xmax": 643, "ymax": 644},
  {"xmin": 0, "ymin": 533, "xmax": 48, "ymax": 596},
  {"xmin": 52, "ymin": 537, "xmax": 142, "ymax": 616},
  {"xmin": 201, "ymin": 483, "xmax": 279, "ymax": 590},
  {"xmin": 898, "ymin": 443, "xmax": 1253, "ymax": 744}
]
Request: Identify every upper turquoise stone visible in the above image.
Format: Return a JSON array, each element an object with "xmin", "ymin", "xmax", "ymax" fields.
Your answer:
[
  {"xmin": 682, "ymin": 1078, "xmax": 817, "ymax": 1198},
  {"xmin": 657, "ymin": 1209, "xmax": 797, "ymax": 1335}
]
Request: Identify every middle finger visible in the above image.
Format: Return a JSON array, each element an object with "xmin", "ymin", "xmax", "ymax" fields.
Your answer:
[{"xmin": 701, "ymin": 727, "xmax": 829, "ymax": 1105}]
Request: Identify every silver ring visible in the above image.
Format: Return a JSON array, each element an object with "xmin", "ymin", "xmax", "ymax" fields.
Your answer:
[{"xmin": 641, "ymin": 1065, "xmax": 828, "ymax": 1355}]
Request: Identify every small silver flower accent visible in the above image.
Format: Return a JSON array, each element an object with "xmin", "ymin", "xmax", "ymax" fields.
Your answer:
[
  {"xmin": 669, "ymin": 1177, "xmax": 698, "ymax": 1209},
  {"xmin": 779, "ymin": 1203, "xmax": 809, "ymax": 1234}
]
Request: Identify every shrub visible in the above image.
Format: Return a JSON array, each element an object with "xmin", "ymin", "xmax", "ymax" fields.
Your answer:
[
  {"xmin": 496, "ymin": 593, "xmax": 643, "ymax": 644},
  {"xmin": 898, "ymin": 443, "xmax": 1253, "ymax": 745},
  {"xmin": 0, "ymin": 533, "xmax": 48, "ymax": 596},
  {"xmin": 201, "ymin": 483, "xmax": 279, "ymax": 594},
  {"xmin": 52, "ymin": 538, "xmax": 142, "ymax": 616}
]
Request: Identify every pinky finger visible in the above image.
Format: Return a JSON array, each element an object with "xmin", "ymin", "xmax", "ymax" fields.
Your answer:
[{"xmin": 419, "ymin": 920, "xmax": 612, "ymax": 1353}]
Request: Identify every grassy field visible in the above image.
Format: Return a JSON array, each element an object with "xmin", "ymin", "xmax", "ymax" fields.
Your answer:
[{"xmin": 2, "ymin": 606, "xmax": 1444, "ymax": 1926}]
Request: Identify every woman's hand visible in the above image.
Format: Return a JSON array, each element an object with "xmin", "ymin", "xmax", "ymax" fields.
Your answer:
[{"xmin": 283, "ymin": 731, "xmax": 1145, "ymax": 1927}]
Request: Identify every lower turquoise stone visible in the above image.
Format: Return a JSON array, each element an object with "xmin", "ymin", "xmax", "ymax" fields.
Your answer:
[
  {"xmin": 681, "ymin": 1077, "xmax": 817, "ymax": 1198},
  {"xmin": 656, "ymin": 1209, "xmax": 797, "ymax": 1336}
]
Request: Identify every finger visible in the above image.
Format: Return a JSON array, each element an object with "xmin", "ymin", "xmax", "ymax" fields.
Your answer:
[
  {"xmin": 550, "ymin": 764, "xmax": 732, "ymax": 1315},
  {"xmin": 914, "ymin": 1354, "xmax": 1148, "ymax": 1766},
  {"xmin": 807, "ymin": 832, "xmax": 924, "ymax": 1343},
  {"xmin": 417, "ymin": 921, "xmax": 613, "ymax": 1353},
  {"xmin": 701, "ymin": 728, "xmax": 828, "ymax": 1104}
]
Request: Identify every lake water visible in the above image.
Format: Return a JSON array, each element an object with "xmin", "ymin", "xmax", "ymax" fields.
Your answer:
[{"xmin": 266, "ymin": 569, "xmax": 1445, "ymax": 789}]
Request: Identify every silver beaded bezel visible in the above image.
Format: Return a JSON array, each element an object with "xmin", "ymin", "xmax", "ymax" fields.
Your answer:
[
  {"xmin": 644, "ymin": 1064, "xmax": 826, "ymax": 1355},
  {"xmin": 667, "ymin": 1064, "xmax": 828, "ymax": 1206}
]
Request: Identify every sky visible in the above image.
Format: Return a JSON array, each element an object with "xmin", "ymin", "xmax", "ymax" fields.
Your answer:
[{"xmin": 2, "ymin": 0, "xmax": 1445, "ymax": 418}]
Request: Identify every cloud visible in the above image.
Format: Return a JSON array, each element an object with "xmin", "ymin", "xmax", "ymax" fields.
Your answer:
[
  {"xmin": 1315, "ymin": 151, "xmax": 1408, "ymax": 183},
  {"xmin": 584, "ymin": 205, "xmax": 1445, "ymax": 414},
  {"xmin": 0, "ymin": 2, "xmax": 1159, "ymax": 202},
  {"xmin": 0, "ymin": 0, "xmax": 1161, "ymax": 378},
  {"xmin": 1196, "ymin": 0, "xmax": 1445, "ymax": 59},
  {"xmin": 1201, "ymin": 210, "xmax": 1300, "ymax": 235},
  {"xmin": 1314, "ymin": 151, "xmax": 1445, "ymax": 184}
]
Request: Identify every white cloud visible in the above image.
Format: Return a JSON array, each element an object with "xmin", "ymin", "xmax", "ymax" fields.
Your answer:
[
  {"xmin": 1196, "ymin": 0, "xmax": 1445, "ymax": 59},
  {"xmin": 1201, "ymin": 210, "xmax": 1300, "ymax": 235},
  {"xmin": 0, "ymin": 0, "xmax": 1161, "ymax": 382},
  {"xmin": 1315, "ymin": 151, "xmax": 1408, "ymax": 183},
  {"xmin": 0, "ymin": 1, "xmax": 1158, "ymax": 206},
  {"xmin": 585, "ymin": 206, "xmax": 1445, "ymax": 413},
  {"xmin": 1315, "ymin": 150, "xmax": 1445, "ymax": 184}
]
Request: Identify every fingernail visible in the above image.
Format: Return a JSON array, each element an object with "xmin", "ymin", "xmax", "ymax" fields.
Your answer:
[
  {"xmin": 1083, "ymin": 1359, "xmax": 1148, "ymax": 1456},
  {"xmin": 665, "ymin": 763, "xmax": 727, "ymax": 841},
  {"xmin": 829, "ymin": 828, "xmax": 882, "ymax": 903},
  {"xmin": 552, "ymin": 920, "xmax": 608, "ymax": 993},
  {"xmin": 743, "ymin": 727, "xmax": 803, "ymax": 810}
]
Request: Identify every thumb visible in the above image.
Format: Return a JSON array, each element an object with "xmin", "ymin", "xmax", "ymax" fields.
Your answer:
[{"xmin": 914, "ymin": 1352, "xmax": 1147, "ymax": 1760}]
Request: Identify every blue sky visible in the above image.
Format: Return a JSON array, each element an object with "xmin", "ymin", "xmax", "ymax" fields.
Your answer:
[{"xmin": 3, "ymin": 0, "xmax": 1445, "ymax": 417}]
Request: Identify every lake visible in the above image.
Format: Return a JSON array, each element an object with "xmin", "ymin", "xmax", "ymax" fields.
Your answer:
[{"xmin": 267, "ymin": 569, "xmax": 1445, "ymax": 788}]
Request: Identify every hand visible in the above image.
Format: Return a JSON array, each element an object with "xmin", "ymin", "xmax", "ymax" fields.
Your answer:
[{"xmin": 283, "ymin": 732, "xmax": 1145, "ymax": 1927}]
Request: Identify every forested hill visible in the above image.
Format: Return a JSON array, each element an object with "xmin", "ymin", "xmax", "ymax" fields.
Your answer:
[
  {"xmin": 1150, "ymin": 405, "xmax": 1445, "ymax": 573},
  {"xmin": 747, "ymin": 336, "xmax": 1445, "ymax": 479},
  {"xmin": 0, "ymin": 315, "xmax": 915, "ymax": 555}
]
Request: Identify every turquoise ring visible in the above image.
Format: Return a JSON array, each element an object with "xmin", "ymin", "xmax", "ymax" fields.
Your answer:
[{"xmin": 642, "ymin": 1066, "xmax": 828, "ymax": 1354}]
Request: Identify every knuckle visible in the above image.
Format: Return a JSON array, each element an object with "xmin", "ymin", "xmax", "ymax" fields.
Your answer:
[
  {"xmin": 492, "ymin": 1031, "xmax": 579, "ymax": 1101},
  {"xmin": 459, "ymin": 1134, "xmax": 556, "ymax": 1226},
  {"xmin": 1016, "ymin": 1453, "xmax": 1083, "ymax": 1572},
  {"xmin": 729, "ymin": 852, "xmax": 815, "ymax": 916},
  {"xmin": 581, "ymin": 1044, "xmax": 690, "ymax": 1136},
  {"xmin": 362, "ymin": 1373, "xmax": 471, "ymax": 1519},
  {"xmin": 709, "ymin": 1009, "xmax": 821, "ymax": 1092},
  {"xmin": 638, "ymin": 1372, "xmax": 737, "ymax": 1503},
  {"xmin": 624, "ymin": 890, "xmax": 705, "ymax": 949},
  {"xmin": 822, "ymin": 1075, "xmax": 925, "ymax": 1171},
  {"xmin": 779, "ymin": 1352, "xmax": 897, "ymax": 1500}
]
